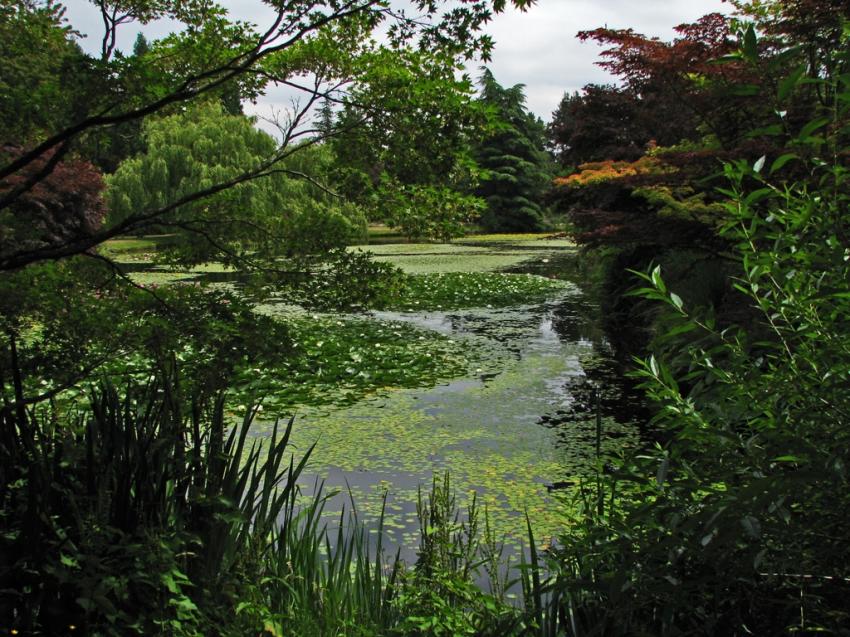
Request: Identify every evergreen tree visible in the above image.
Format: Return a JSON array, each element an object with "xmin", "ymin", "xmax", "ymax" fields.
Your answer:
[
  {"xmin": 473, "ymin": 69, "xmax": 552, "ymax": 232},
  {"xmin": 132, "ymin": 32, "xmax": 150, "ymax": 57},
  {"xmin": 316, "ymin": 98, "xmax": 335, "ymax": 138}
]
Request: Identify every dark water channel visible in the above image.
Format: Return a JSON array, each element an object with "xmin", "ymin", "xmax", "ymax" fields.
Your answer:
[{"xmin": 505, "ymin": 250, "xmax": 650, "ymax": 440}]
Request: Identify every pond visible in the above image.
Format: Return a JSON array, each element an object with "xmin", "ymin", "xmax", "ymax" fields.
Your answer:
[
  {"xmin": 251, "ymin": 237, "xmax": 647, "ymax": 562},
  {"xmin": 116, "ymin": 234, "xmax": 647, "ymax": 562}
]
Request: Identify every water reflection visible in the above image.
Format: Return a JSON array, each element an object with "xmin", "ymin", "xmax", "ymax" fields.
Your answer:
[{"xmin": 505, "ymin": 249, "xmax": 650, "ymax": 433}]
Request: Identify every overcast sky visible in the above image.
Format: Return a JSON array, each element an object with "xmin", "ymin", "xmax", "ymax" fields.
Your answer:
[{"xmin": 63, "ymin": 0, "xmax": 730, "ymax": 123}]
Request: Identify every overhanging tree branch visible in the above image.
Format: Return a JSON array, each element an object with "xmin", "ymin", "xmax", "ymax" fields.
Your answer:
[{"xmin": 0, "ymin": 0, "xmax": 382, "ymax": 184}]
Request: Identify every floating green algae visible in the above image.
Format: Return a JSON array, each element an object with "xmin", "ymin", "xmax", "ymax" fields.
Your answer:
[
  {"xmin": 350, "ymin": 243, "xmax": 490, "ymax": 256},
  {"xmin": 104, "ymin": 234, "xmax": 637, "ymax": 553},
  {"xmin": 371, "ymin": 252, "xmax": 539, "ymax": 274},
  {"xmin": 452, "ymin": 233, "xmax": 560, "ymax": 243},
  {"xmin": 99, "ymin": 236, "xmax": 163, "ymax": 263},
  {"xmin": 129, "ymin": 269, "xmax": 200, "ymax": 285},
  {"xmin": 280, "ymin": 349, "xmax": 617, "ymax": 544},
  {"xmin": 270, "ymin": 295, "xmax": 641, "ymax": 546},
  {"xmin": 231, "ymin": 314, "xmax": 496, "ymax": 417},
  {"xmin": 453, "ymin": 233, "xmax": 576, "ymax": 249},
  {"xmin": 354, "ymin": 237, "xmax": 574, "ymax": 274},
  {"xmin": 390, "ymin": 272, "xmax": 569, "ymax": 311}
]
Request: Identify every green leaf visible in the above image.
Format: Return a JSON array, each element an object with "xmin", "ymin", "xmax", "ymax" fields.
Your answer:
[
  {"xmin": 730, "ymin": 84, "xmax": 761, "ymax": 96},
  {"xmin": 744, "ymin": 187, "xmax": 773, "ymax": 205},
  {"xmin": 742, "ymin": 24, "xmax": 758, "ymax": 60},
  {"xmin": 650, "ymin": 265, "xmax": 666, "ymax": 294},
  {"xmin": 799, "ymin": 117, "xmax": 830, "ymax": 139},
  {"xmin": 669, "ymin": 292, "xmax": 683, "ymax": 311},
  {"xmin": 777, "ymin": 65, "xmax": 806, "ymax": 101},
  {"xmin": 741, "ymin": 515, "xmax": 761, "ymax": 538},
  {"xmin": 769, "ymin": 153, "xmax": 797, "ymax": 175},
  {"xmin": 60, "ymin": 553, "xmax": 79, "ymax": 568},
  {"xmin": 162, "ymin": 572, "xmax": 180, "ymax": 593}
]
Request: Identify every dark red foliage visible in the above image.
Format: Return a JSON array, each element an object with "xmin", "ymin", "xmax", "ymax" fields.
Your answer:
[
  {"xmin": 759, "ymin": 0, "xmax": 848, "ymax": 49},
  {"xmin": 577, "ymin": 14, "xmax": 766, "ymax": 148},
  {"xmin": 550, "ymin": 6, "xmax": 826, "ymax": 255},
  {"xmin": 578, "ymin": 14, "xmax": 738, "ymax": 92},
  {"xmin": 568, "ymin": 205, "xmax": 720, "ymax": 250},
  {"xmin": 549, "ymin": 85, "xmax": 652, "ymax": 165},
  {"xmin": 0, "ymin": 144, "xmax": 106, "ymax": 260}
]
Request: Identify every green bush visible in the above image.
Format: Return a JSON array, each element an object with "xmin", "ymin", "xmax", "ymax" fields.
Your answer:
[
  {"xmin": 394, "ymin": 473, "xmax": 521, "ymax": 637},
  {"xmin": 545, "ymin": 55, "xmax": 850, "ymax": 635},
  {"xmin": 0, "ymin": 375, "xmax": 309, "ymax": 635}
]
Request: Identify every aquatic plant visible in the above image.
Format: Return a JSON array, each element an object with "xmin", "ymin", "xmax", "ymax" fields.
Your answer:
[
  {"xmin": 390, "ymin": 272, "xmax": 569, "ymax": 311},
  {"xmin": 231, "ymin": 315, "xmax": 473, "ymax": 415}
]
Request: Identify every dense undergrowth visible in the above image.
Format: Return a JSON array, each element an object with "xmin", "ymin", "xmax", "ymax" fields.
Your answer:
[
  {"xmin": 0, "ymin": 373, "xmax": 556, "ymax": 636},
  {"xmin": 539, "ymin": 54, "xmax": 850, "ymax": 632}
]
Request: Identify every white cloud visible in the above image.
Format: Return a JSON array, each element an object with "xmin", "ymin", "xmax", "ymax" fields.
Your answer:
[
  {"xmin": 483, "ymin": 0, "xmax": 732, "ymax": 119},
  {"xmin": 62, "ymin": 0, "xmax": 732, "ymax": 122}
]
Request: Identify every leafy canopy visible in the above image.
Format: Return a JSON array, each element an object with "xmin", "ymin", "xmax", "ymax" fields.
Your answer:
[{"xmin": 106, "ymin": 101, "xmax": 365, "ymax": 267}]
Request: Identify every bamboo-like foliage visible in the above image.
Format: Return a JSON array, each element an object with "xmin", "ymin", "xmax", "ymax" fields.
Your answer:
[{"xmin": 0, "ymin": 371, "xmax": 315, "ymax": 634}]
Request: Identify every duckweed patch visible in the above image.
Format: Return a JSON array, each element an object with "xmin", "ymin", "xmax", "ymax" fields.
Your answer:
[
  {"xmin": 232, "ymin": 315, "xmax": 475, "ymax": 414},
  {"xmin": 283, "ymin": 344, "xmax": 602, "ymax": 545},
  {"xmin": 350, "ymin": 243, "xmax": 489, "ymax": 256},
  {"xmin": 390, "ymin": 272, "xmax": 569, "ymax": 311},
  {"xmin": 98, "ymin": 234, "xmax": 638, "ymax": 557},
  {"xmin": 453, "ymin": 233, "xmax": 561, "ymax": 243},
  {"xmin": 99, "ymin": 236, "xmax": 162, "ymax": 262},
  {"xmin": 129, "ymin": 269, "xmax": 200, "ymax": 285},
  {"xmin": 359, "ymin": 238, "xmax": 574, "ymax": 274},
  {"xmin": 370, "ymin": 252, "xmax": 537, "ymax": 274}
]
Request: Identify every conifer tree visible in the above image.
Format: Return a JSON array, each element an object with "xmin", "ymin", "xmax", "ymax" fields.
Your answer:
[{"xmin": 473, "ymin": 69, "xmax": 552, "ymax": 232}]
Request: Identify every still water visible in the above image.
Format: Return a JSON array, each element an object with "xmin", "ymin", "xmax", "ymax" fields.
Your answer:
[{"xmin": 283, "ymin": 245, "xmax": 646, "ymax": 563}]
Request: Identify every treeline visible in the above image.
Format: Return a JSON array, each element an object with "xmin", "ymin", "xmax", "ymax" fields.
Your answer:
[
  {"xmin": 1, "ymin": 0, "xmax": 556, "ymax": 251},
  {"xmin": 546, "ymin": 0, "xmax": 849, "ymax": 355}
]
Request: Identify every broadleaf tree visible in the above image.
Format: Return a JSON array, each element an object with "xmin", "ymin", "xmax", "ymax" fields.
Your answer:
[
  {"xmin": 0, "ymin": 0, "xmax": 536, "ymax": 272},
  {"xmin": 329, "ymin": 47, "xmax": 488, "ymax": 241},
  {"xmin": 0, "ymin": 0, "xmax": 539, "ymax": 408},
  {"xmin": 105, "ymin": 101, "xmax": 366, "ymax": 267}
]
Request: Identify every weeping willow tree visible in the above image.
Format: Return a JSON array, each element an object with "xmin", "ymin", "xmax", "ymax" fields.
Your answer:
[{"xmin": 106, "ymin": 101, "xmax": 366, "ymax": 266}]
